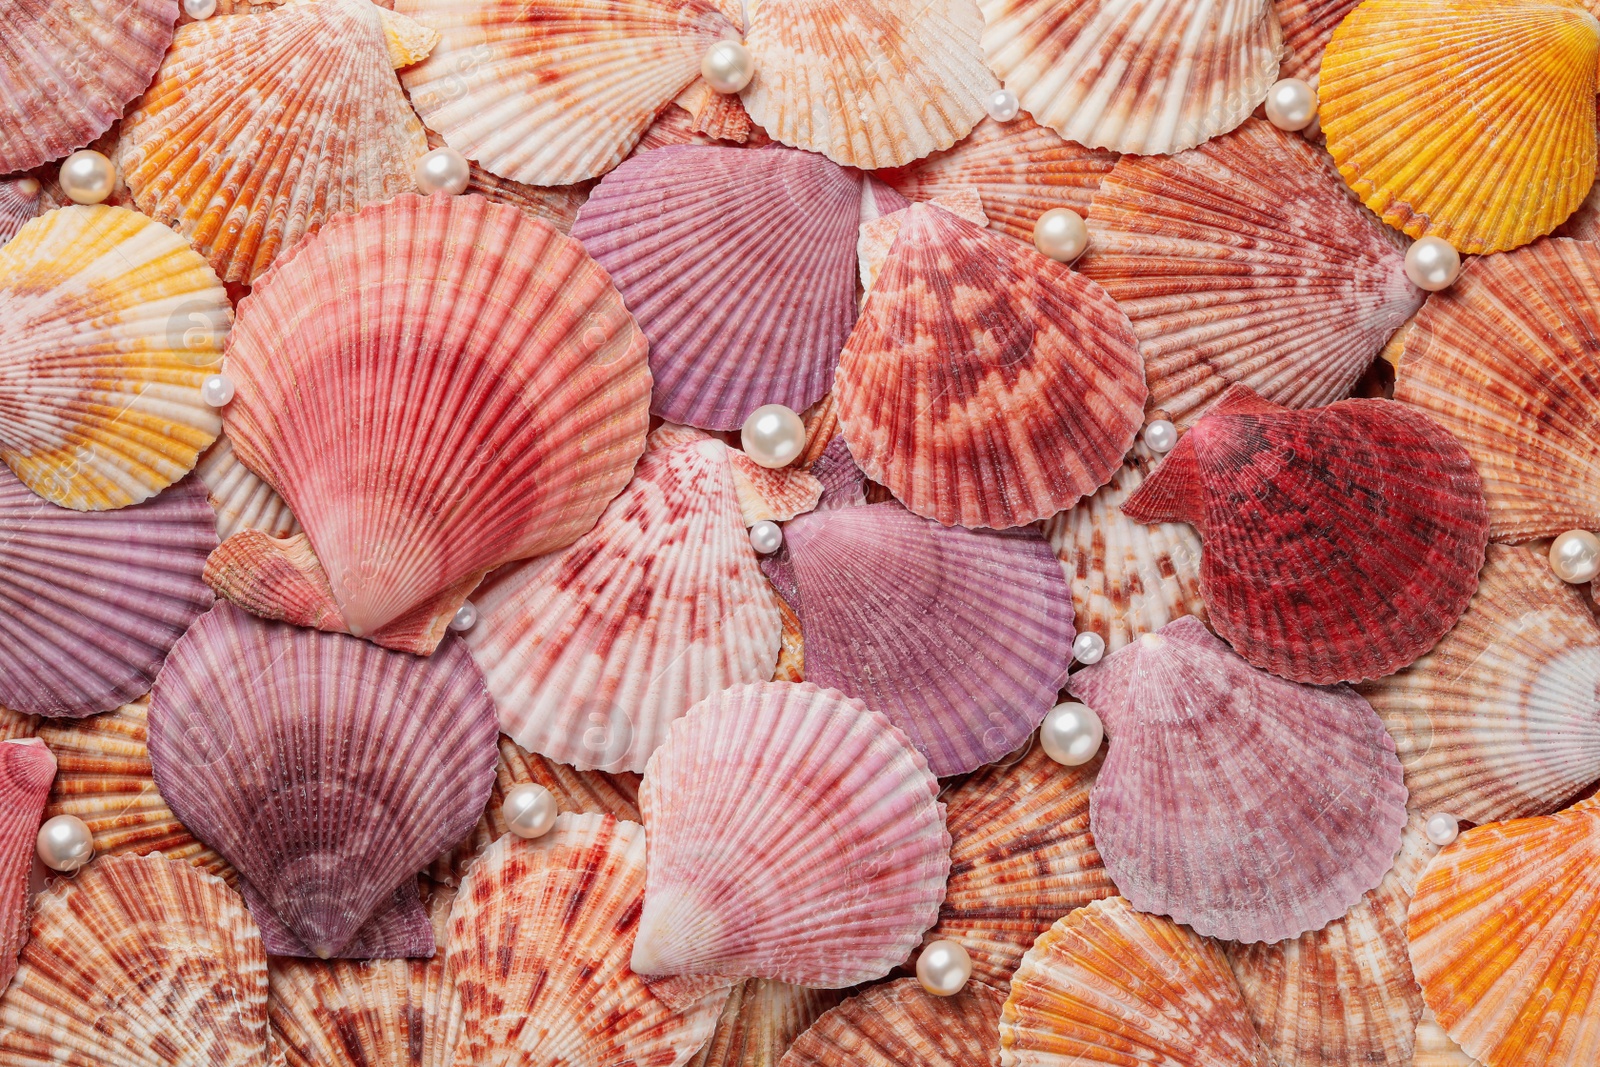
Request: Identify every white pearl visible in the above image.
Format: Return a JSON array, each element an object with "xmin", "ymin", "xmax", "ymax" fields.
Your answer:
[
  {"xmin": 37, "ymin": 815, "xmax": 94, "ymax": 872},
  {"xmin": 201, "ymin": 373, "xmax": 235, "ymax": 408},
  {"xmin": 1033, "ymin": 208, "xmax": 1089, "ymax": 264},
  {"xmin": 741, "ymin": 404, "xmax": 806, "ymax": 469},
  {"xmin": 749, "ymin": 520, "xmax": 783, "ymax": 554},
  {"xmin": 416, "ymin": 147, "xmax": 471, "ymax": 196},
  {"xmin": 1405, "ymin": 237, "xmax": 1462, "ymax": 292},
  {"xmin": 58, "ymin": 150, "xmax": 116, "ymax": 205},
  {"xmin": 1072, "ymin": 631, "xmax": 1105, "ymax": 665},
  {"xmin": 1143, "ymin": 419, "xmax": 1178, "ymax": 454},
  {"xmin": 502, "ymin": 783, "xmax": 558, "ymax": 839},
  {"xmin": 183, "ymin": 0, "xmax": 217, "ymax": 18},
  {"xmin": 915, "ymin": 939, "xmax": 972, "ymax": 997},
  {"xmin": 1264, "ymin": 78, "xmax": 1319, "ymax": 132},
  {"xmin": 449, "ymin": 601, "xmax": 478, "ymax": 632},
  {"xmin": 1425, "ymin": 812, "xmax": 1459, "ymax": 847},
  {"xmin": 701, "ymin": 40, "xmax": 755, "ymax": 94},
  {"xmin": 986, "ymin": 88, "xmax": 1020, "ymax": 122},
  {"xmin": 1039, "ymin": 702, "xmax": 1103, "ymax": 767},
  {"xmin": 1550, "ymin": 529, "xmax": 1600, "ymax": 584}
]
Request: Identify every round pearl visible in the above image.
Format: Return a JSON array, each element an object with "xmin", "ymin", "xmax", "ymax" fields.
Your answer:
[
  {"xmin": 916, "ymin": 939, "xmax": 972, "ymax": 997},
  {"xmin": 1405, "ymin": 237, "xmax": 1462, "ymax": 292},
  {"xmin": 1425, "ymin": 812, "xmax": 1459, "ymax": 847},
  {"xmin": 502, "ymin": 783, "xmax": 559, "ymax": 839},
  {"xmin": 1264, "ymin": 78, "xmax": 1318, "ymax": 132},
  {"xmin": 37, "ymin": 815, "xmax": 94, "ymax": 873},
  {"xmin": 416, "ymin": 147, "xmax": 471, "ymax": 196},
  {"xmin": 986, "ymin": 88, "xmax": 1020, "ymax": 122},
  {"xmin": 58, "ymin": 150, "xmax": 116, "ymax": 205},
  {"xmin": 741, "ymin": 404, "xmax": 806, "ymax": 469},
  {"xmin": 749, "ymin": 520, "xmax": 783, "ymax": 554},
  {"xmin": 1143, "ymin": 419, "xmax": 1178, "ymax": 454},
  {"xmin": 183, "ymin": 0, "xmax": 217, "ymax": 18},
  {"xmin": 1039, "ymin": 702, "xmax": 1103, "ymax": 767},
  {"xmin": 1072, "ymin": 631, "xmax": 1105, "ymax": 665},
  {"xmin": 701, "ymin": 40, "xmax": 755, "ymax": 94},
  {"xmin": 1550, "ymin": 529, "xmax": 1600, "ymax": 584},
  {"xmin": 1033, "ymin": 208, "xmax": 1089, "ymax": 264},
  {"xmin": 201, "ymin": 373, "xmax": 235, "ymax": 408},
  {"xmin": 449, "ymin": 601, "xmax": 478, "ymax": 632}
]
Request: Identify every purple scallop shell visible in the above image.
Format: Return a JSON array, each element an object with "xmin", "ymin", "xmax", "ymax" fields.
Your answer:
[{"xmin": 811, "ymin": 435, "xmax": 867, "ymax": 512}]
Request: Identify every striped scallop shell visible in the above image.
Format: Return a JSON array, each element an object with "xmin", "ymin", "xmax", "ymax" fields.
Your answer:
[
  {"xmin": 858, "ymin": 189, "xmax": 987, "ymax": 296},
  {"xmin": 674, "ymin": 79, "xmax": 757, "ymax": 144},
  {"xmin": 1416, "ymin": 1010, "xmax": 1483, "ymax": 1067},
  {"xmin": 690, "ymin": 981, "xmax": 842, "ymax": 1067},
  {"xmin": 1079, "ymin": 120, "xmax": 1423, "ymax": 428},
  {"xmin": 1276, "ymin": 0, "xmax": 1361, "ymax": 84},
  {"xmin": 998, "ymin": 896, "xmax": 1273, "ymax": 1067},
  {"xmin": 0, "ymin": 740, "xmax": 54, "ymax": 994},
  {"xmin": 728, "ymin": 449, "xmax": 823, "ymax": 525},
  {"xmin": 980, "ymin": 0, "xmax": 1283, "ymax": 155},
  {"xmin": 782, "ymin": 979, "xmax": 1003, "ymax": 1067},
  {"xmin": 836, "ymin": 202, "xmax": 1145, "ymax": 529},
  {"xmin": 194, "ymin": 433, "xmax": 299, "ymax": 543},
  {"xmin": 1320, "ymin": 0, "xmax": 1600, "ymax": 253},
  {"xmin": 0, "ymin": 180, "xmax": 40, "ymax": 247},
  {"xmin": 0, "ymin": 206, "xmax": 230, "ymax": 511},
  {"xmin": 422, "ymin": 131, "xmax": 592, "ymax": 234},
  {"xmin": 635, "ymin": 103, "xmax": 774, "ymax": 154}
]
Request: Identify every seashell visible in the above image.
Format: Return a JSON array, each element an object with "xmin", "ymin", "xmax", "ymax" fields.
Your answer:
[
  {"xmin": 729, "ymin": 451, "xmax": 824, "ymax": 526},
  {"xmin": 119, "ymin": 0, "xmax": 432, "ymax": 284},
  {"xmin": 215, "ymin": 193, "xmax": 650, "ymax": 652},
  {"xmin": 1067, "ymin": 616, "xmax": 1409, "ymax": 943},
  {"xmin": 635, "ymin": 104, "xmax": 774, "ymax": 154},
  {"xmin": 836, "ymin": 202, "xmax": 1145, "ymax": 529},
  {"xmin": 781, "ymin": 978, "xmax": 1003, "ymax": 1067},
  {"xmin": 632, "ymin": 681, "xmax": 950, "ymax": 987},
  {"xmin": 1319, "ymin": 0, "xmax": 1600, "ymax": 254},
  {"xmin": 1554, "ymin": 176, "xmax": 1600, "ymax": 242},
  {"xmin": 1122, "ymin": 385, "xmax": 1489, "ymax": 683},
  {"xmin": 858, "ymin": 189, "xmax": 987, "ymax": 295},
  {"xmin": 1041, "ymin": 442, "xmax": 1206, "ymax": 654},
  {"xmin": 798, "ymin": 393, "xmax": 843, "ymax": 467},
  {"xmin": 195, "ymin": 433, "xmax": 300, "ymax": 543},
  {"xmin": 1276, "ymin": 0, "xmax": 1361, "ymax": 85},
  {"xmin": 0, "ymin": 205, "xmax": 230, "ymax": 511},
  {"xmin": 741, "ymin": 0, "xmax": 991, "ymax": 170},
  {"xmin": 0, "ymin": 714, "xmax": 32, "ymax": 744},
  {"xmin": 780, "ymin": 500, "xmax": 1074, "ymax": 776},
  {"xmin": 1078, "ymin": 120, "xmax": 1423, "ymax": 428},
  {"xmin": 446, "ymin": 813, "xmax": 727, "ymax": 1067},
  {"xmin": 675, "ymin": 80, "xmax": 757, "ymax": 143},
  {"xmin": 772, "ymin": 596, "xmax": 806, "ymax": 683},
  {"xmin": 572, "ymin": 145, "xmax": 861, "ymax": 430},
  {"xmin": 691, "ymin": 980, "xmax": 843, "ymax": 1067},
  {"xmin": 0, "ymin": 740, "xmax": 54, "ymax": 993},
  {"xmin": 882, "ymin": 115, "xmax": 1118, "ymax": 244},
  {"xmin": 1415, "ymin": 1009, "xmax": 1483, "ymax": 1067},
  {"xmin": 809, "ymin": 435, "xmax": 867, "ymax": 513},
  {"xmin": 979, "ymin": 0, "xmax": 1283, "ymax": 155},
  {"xmin": 422, "ymin": 131, "xmax": 592, "ymax": 233},
  {"xmin": 927, "ymin": 744, "xmax": 1113, "ymax": 989},
  {"xmin": 397, "ymin": 0, "xmax": 738, "ymax": 186},
  {"xmin": 0, "ymin": 180, "xmax": 40, "ymax": 247},
  {"xmin": 998, "ymin": 895, "xmax": 1273, "ymax": 1067},
  {"xmin": 147, "ymin": 602, "xmax": 499, "ymax": 959},
  {"xmin": 0, "ymin": 852, "xmax": 273, "ymax": 1066},
  {"xmin": 0, "ymin": 0, "xmax": 176, "ymax": 173},
  {"xmin": 1407, "ymin": 797, "xmax": 1600, "ymax": 1067},
  {"xmin": 860, "ymin": 175, "xmax": 912, "ymax": 223},
  {"xmin": 0, "ymin": 470, "xmax": 215, "ymax": 718}
]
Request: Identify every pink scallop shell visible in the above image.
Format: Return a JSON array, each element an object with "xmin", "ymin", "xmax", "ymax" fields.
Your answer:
[
  {"xmin": 0, "ymin": 739, "xmax": 54, "ymax": 992},
  {"xmin": 0, "ymin": 180, "xmax": 40, "ymax": 247}
]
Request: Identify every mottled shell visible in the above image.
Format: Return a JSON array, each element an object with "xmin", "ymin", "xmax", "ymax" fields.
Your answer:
[
  {"xmin": 858, "ymin": 190, "xmax": 987, "ymax": 296},
  {"xmin": 0, "ymin": 740, "xmax": 54, "ymax": 993},
  {"xmin": 1275, "ymin": 0, "xmax": 1361, "ymax": 84},
  {"xmin": 691, "ymin": 981, "xmax": 843, "ymax": 1067},
  {"xmin": 194, "ymin": 433, "xmax": 300, "ymax": 543},
  {"xmin": 0, "ymin": 181, "xmax": 40, "ymax": 248},
  {"xmin": 782, "ymin": 979, "xmax": 1003, "ymax": 1067}
]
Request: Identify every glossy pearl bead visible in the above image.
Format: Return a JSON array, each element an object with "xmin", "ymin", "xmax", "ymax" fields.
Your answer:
[
  {"xmin": 701, "ymin": 40, "xmax": 755, "ymax": 94},
  {"xmin": 1264, "ymin": 78, "xmax": 1318, "ymax": 132},
  {"xmin": 1143, "ymin": 419, "xmax": 1178, "ymax": 453},
  {"xmin": 916, "ymin": 939, "xmax": 972, "ymax": 996},
  {"xmin": 416, "ymin": 147, "xmax": 471, "ymax": 196},
  {"xmin": 1550, "ymin": 529, "xmax": 1600, "ymax": 584},
  {"xmin": 749, "ymin": 520, "xmax": 783, "ymax": 554},
  {"xmin": 502, "ymin": 783, "xmax": 559, "ymax": 839},
  {"xmin": 741, "ymin": 404, "xmax": 806, "ymax": 469},
  {"xmin": 183, "ymin": 0, "xmax": 217, "ymax": 18},
  {"xmin": 1405, "ymin": 237, "xmax": 1461, "ymax": 292},
  {"xmin": 449, "ymin": 601, "xmax": 478, "ymax": 632},
  {"xmin": 201, "ymin": 373, "xmax": 235, "ymax": 408},
  {"xmin": 1425, "ymin": 812, "xmax": 1459, "ymax": 847},
  {"xmin": 37, "ymin": 815, "xmax": 94, "ymax": 872},
  {"xmin": 986, "ymin": 88, "xmax": 1020, "ymax": 122},
  {"xmin": 1040, "ymin": 702, "xmax": 1103, "ymax": 766},
  {"xmin": 1072, "ymin": 631, "xmax": 1105, "ymax": 665},
  {"xmin": 1033, "ymin": 208, "xmax": 1089, "ymax": 264},
  {"xmin": 59, "ymin": 150, "xmax": 116, "ymax": 205}
]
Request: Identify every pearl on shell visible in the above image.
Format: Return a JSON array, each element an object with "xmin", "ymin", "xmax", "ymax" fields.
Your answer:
[
  {"xmin": 749, "ymin": 520, "xmax": 783, "ymax": 554},
  {"xmin": 37, "ymin": 814, "xmax": 94, "ymax": 872},
  {"xmin": 1425, "ymin": 812, "xmax": 1460, "ymax": 847},
  {"xmin": 1072, "ymin": 631, "xmax": 1105, "ymax": 665},
  {"xmin": 449, "ymin": 601, "xmax": 478, "ymax": 632},
  {"xmin": 502, "ymin": 783, "xmax": 559, "ymax": 839},
  {"xmin": 1039, "ymin": 701, "xmax": 1103, "ymax": 767},
  {"xmin": 915, "ymin": 939, "xmax": 972, "ymax": 996},
  {"xmin": 741, "ymin": 404, "xmax": 806, "ymax": 469},
  {"xmin": 58, "ymin": 150, "xmax": 116, "ymax": 205},
  {"xmin": 1143, "ymin": 419, "xmax": 1178, "ymax": 454},
  {"xmin": 986, "ymin": 88, "xmax": 1020, "ymax": 122},
  {"xmin": 416, "ymin": 147, "xmax": 471, "ymax": 196},
  {"xmin": 1033, "ymin": 208, "xmax": 1089, "ymax": 264},
  {"xmin": 1550, "ymin": 529, "xmax": 1600, "ymax": 584},
  {"xmin": 1405, "ymin": 236, "xmax": 1462, "ymax": 292},
  {"xmin": 1264, "ymin": 78, "xmax": 1318, "ymax": 132},
  {"xmin": 183, "ymin": 0, "xmax": 217, "ymax": 19},
  {"xmin": 201, "ymin": 373, "xmax": 235, "ymax": 408},
  {"xmin": 701, "ymin": 40, "xmax": 755, "ymax": 94}
]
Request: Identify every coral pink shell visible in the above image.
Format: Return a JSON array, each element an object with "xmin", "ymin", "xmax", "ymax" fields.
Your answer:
[{"xmin": 0, "ymin": 740, "xmax": 54, "ymax": 993}]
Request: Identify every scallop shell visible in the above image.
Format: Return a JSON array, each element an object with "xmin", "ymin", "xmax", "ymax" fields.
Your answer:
[
  {"xmin": 728, "ymin": 449, "xmax": 824, "ymax": 525},
  {"xmin": 1276, "ymin": 0, "xmax": 1361, "ymax": 84},
  {"xmin": 0, "ymin": 205, "xmax": 230, "ymax": 511},
  {"xmin": 397, "ymin": 0, "xmax": 737, "ymax": 185},
  {"xmin": 0, "ymin": 853, "xmax": 273, "ymax": 1066},
  {"xmin": 780, "ymin": 500, "xmax": 1074, "ymax": 776},
  {"xmin": 0, "ymin": 470, "xmax": 215, "ymax": 718},
  {"xmin": 1078, "ymin": 120, "xmax": 1423, "ymax": 428},
  {"xmin": 422, "ymin": 131, "xmax": 592, "ymax": 233},
  {"xmin": 772, "ymin": 595, "xmax": 805, "ymax": 682},
  {"xmin": 1416, "ymin": 1010, "xmax": 1483, "ymax": 1067},
  {"xmin": 690, "ymin": 980, "xmax": 843, "ymax": 1067},
  {"xmin": 858, "ymin": 190, "xmax": 988, "ymax": 296},
  {"xmin": 1555, "ymin": 176, "xmax": 1600, "ymax": 242},
  {"xmin": 1122, "ymin": 385, "xmax": 1489, "ymax": 683},
  {"xmin": 782, "ymin": 978, "xmax": 1003, "ymax": 1067},
  {"xmin": 740, "ymin": 0, "xmax": 992, "ymax": 170},
  {"xmin": 809, "ymin": 435, "xmax": 867, "ymax": 513},
  {"xmin": 636, "ymin": 103, "xmax": 774, "ymax": 154},
  {"xmin": 998, "ymin": 896, "xmax": 1273, "ymax": 1067},
  {"xmin": 147, "ymin": 602, "xmax": 499, "ymax": 959},
  {"xmin": 214, "ymin": 193, "xmax": 650, "ymax": 652},
  {"xmin": 675, "ymin": 79, "xmax": 757, "ymax": 143},
  {"xmin": 1320, "ymin": 0, "xmax": 1600, "ymax": 253},
  {"xmin": 859, "ymin": 175, "xmax": 911, "ymax": 223},
  {"xmin": 1067, "ymin": 616, "xmax": 1409, "ymax": 943},
  {"xmin": 465, "ymin": 432, "xmax": 782, "ymax": 774},
  {"xmin": 446, "ymin": 814, "xmax": 726, "ymax": 1067},
  {"xmin": 632, "ymin": 681, "xmax": 950, "ymax": 987},
  {"xmin": 980, "ymin": 0, "xmax": 1283, "ymax": 155},
  {"xmin": 836, "ymin": 202, "xmax": 1145, "ymax": 529},
  {"xmin": 571, "ymin": 145, "xmax": 861, "ymax": 430},
  {"xmin": 0, "ymin": 180, "xmax": 40, "ymax": 247},
  {"xmin": 1408, "ymin": 797, "xmax": 1600, "ymax": 1066},
  {"xmin": 195, "ymin": 433, "xmax": 300, "ymax": 543},
  {"xmin": 0, "ymin": 740, "xmax": 54, "ymax": 993}
]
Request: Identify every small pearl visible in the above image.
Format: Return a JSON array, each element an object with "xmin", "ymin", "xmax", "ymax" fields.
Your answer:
[
  {"xmin": 58, "ymin": 150, "xmax": 116, "ymax": 205},
  {"xmin": 1550, "ymin": 529, "xmax": 1600, "ymax": 584},
  {"xmin": 1072, "ymin": 631, "xmax": 1105, "ymax": 665},
  {"xmin": 502, "ymin": 783, "xmax": 558, "ymax": 839},
  {"xmin": 416, "ymin": 147, "xmax": 471, "ymax": 196},
  {"xmin": 1143, "ymin": 419, "xmax": 1178, "ymax": 454},
  {"xmin": 749, "ymin": 520, "xmax": 783, "ymax": 554},
  {"xmin": 183, "ymin": 0, "xmax": 217, "ymax": 18},
  {"xmin": 701, "ymin": 40, "xmax": 755, "ymax": 94},
  {"xmin": 986, "ymin": 88, "xmax": 1020, "ymax": 122},
  {"xmin": 201, "ymin": 373, "xmax": 235, "ymax": 407},
  {"xmin": 1039, "ymin": 702, "xmax": 1103, "ymax": 767},
  {"xmin": 1264, "ymin": 78, "xmax": 1318, "ymax": 132},
  {"xmin": 449, "ymin": 601, "xmax": 478, "ymax": 632},
  {"xmin": 741, "ymin": 404, "xmax": 806, "ymax": 469},
  {"xmin": 1405, "ymin": 237, "xmax": 1462, "ymax": 292},
  {"xmin": 1033, "ymin": 208, "xmax": 1089, "ymax": 264},
  {"xmin": 36, "ymin": 815, "xmax": 94, "ymax": 873},
  {"xmin": 1425, "ymin": 812, "xmax": 1459, "ymax": 847},
  {"xmin": 916, "ymin": 939, "xmax": 972, "ymax": 997}
]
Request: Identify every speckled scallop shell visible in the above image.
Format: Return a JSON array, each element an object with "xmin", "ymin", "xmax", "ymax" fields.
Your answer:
[
  {"xmin": 1408, "ymin": 797, "xmax": 1600, "ymax": 1066},
  {"xmin": 0, "ymin": 853, "xmax": 273, "ymax": 1066},
  {"xmin": 998, "ymin": 896, "xmax": 1273, "ymax": 1067},
  {"xmin": 728, "ymin": 449, "xmax": 823, "ymax": 525},
  {"xmin": 1276, "ymin": 0, "xmax": 1361, "ymax": 84},
  {"xmin": 1078, "ymin": 120, "xmax": 1423, "ymax": 428},
  {"xmin": 691, "ymin": 981, "xmax": 842, "ymax": 1067},
  {"xmin": 1320, "ymin": 0, "xmax": 1600, "ymax": 254},
  {"xmin": 836, "ymin": 202, "xmax": 1145, "ymax": 528},
  {"xmin": 1415, "ymin": 1010, "xmax": 1483, "ymax": 1067},
  {"xmin": 0, "ymin": 205, "xmax": 230, "ymax": 511},
  {"xmin": 782, "ymin": 978, "xmax": 1003, "ymax": 1067},
  {"xmin": 633, "ymin": 682, "xmax": 950, "ymax": 987},
  {"xmin": 780, "ymin": 500, "xmax": 1074, "ymax": 776},
  {"xmin": 571, "ymin": 145, "xmax": 861, "ymax": 430},
  {"xmin": 0, "ymin": 0, "xmax": 176, "ymax": 172},
  {"xmin": 1068, "ymin": 616, "xmax": 1409, "ymax": 943},
  {"xmin": 212, "ymin": 193, "xmax": 650, "ymax": 653},
  {"xmin": 0, "ymin": 740, "xmax": 54, "ymax": 993},
  {"xmin": 0, "ymin": 470, "xmax": 215, "ymax": 718},
  {"xmin": 980, "ymin": 0, "xmax": 1283, "ymax": 155},
  {"xmin": 194, "ymin": 433, "xmax": 299, "ymax": 543},
  {"xmin": 0, "ymin": 181, "xmax": 40, "ymax": 247},
  {"xmin": 1123, "ymin": 386, "xmax": 1489, "ymax": 683},
  {"xmin": 148, "ymin": 603, "xmax": 499, "ymax": 959}
]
